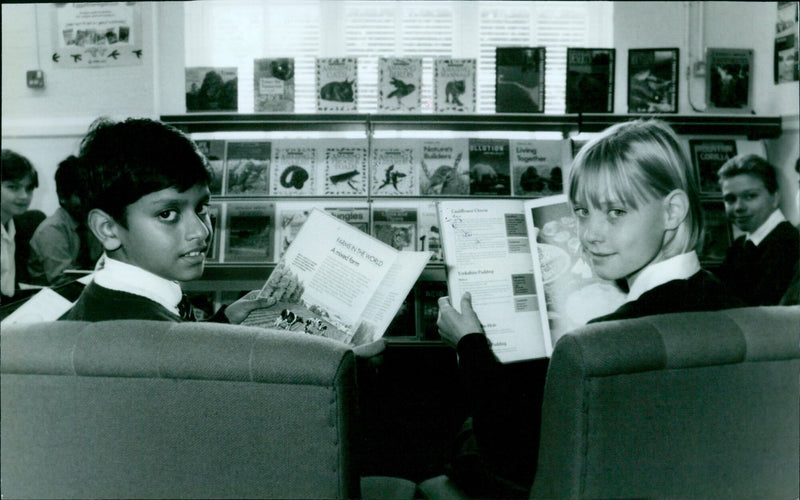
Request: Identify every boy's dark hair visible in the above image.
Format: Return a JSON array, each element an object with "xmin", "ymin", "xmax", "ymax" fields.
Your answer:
[
  {"xmin": 717, "ymin": 154, "xmax": 778, "ymax": 194},
  {"xmin": 1, "ymin": 149, "xmax": 39, "ymax": 187},
  {"xmin": 78, "ymin": 118, "xmax": 211, "ymax": 226},
  {"xmin": 55, "ymin": 155, "xmax": 83, "ymax": 202}
]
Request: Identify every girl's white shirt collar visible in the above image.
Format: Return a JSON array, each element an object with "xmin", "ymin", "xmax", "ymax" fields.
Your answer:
[
  {"xmin": 626, "ymin": 251, "xmax": 701, "ymax": 303},
  {"xmin": 746, "ymin": 209, "xmax": 785, "ymax": 247},
  {"xmin": 92, "ymin": 255, "xmax": 182, "ymax": 315}
]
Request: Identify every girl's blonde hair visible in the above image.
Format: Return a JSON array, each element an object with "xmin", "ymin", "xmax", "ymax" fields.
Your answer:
[{"xmin": 568, "ymin": 119, "xmax": 703, "ymax": 256}]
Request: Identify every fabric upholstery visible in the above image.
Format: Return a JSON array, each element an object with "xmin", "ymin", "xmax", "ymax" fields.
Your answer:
[{"xmin": 1, "ymin": 320, "xmax": 359, "ymax": 499}]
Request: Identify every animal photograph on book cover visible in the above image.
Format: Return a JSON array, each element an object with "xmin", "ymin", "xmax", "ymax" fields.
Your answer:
[
  {"xmin": 270, "ymin": 141, "xmax": 317, "ymax": 196},
  {"xmin": 689, "ymin": 139, "xmax": 738, "ymax": 195},
  {"xmin": 224, "ymin": 202, "xmax": 275, "ymax": 263},
  {"xmin": 185, "ymin": 66, "xmax": 238, "ymax": 112},
  {"xmin": 316, "ymin": 57, "xmax": 358, "ymax": 112},
  {"xmin": 627, "ymin": 48, "xmax": 679, "ymax": 113},
  {"xmin": 194, "ymin": 139, "xmax": 226, "ymax": 195},
  {"xmin": 254, "ymin": 58, "xmax": 295, "ymax": 112},
  {"xmin": 566, "ymin": 48, "xmax": 615, "ymax": 113},
  {"xmin": 495, "ymin": 47, "xmax": 546, "ymax": 113},
  {"xmin": 378, "ymin": 57, "xmax": 422, "ymax": 112},
  {"xmin": 225, "ymin": 140, "xmax": 271, "ymax": 195},
  {"xmin": 372, "ymin": 206, "xmax": 418, "ymax": 252},
  {"xmin": 420, "ymin": 139, "xmax": 470, "ymax": 195},
  {"xmin": 434, "ymin": 58, "xmax": 476, "ymax": 113},
  {"xmin": 323, "ymin": 143, "xmax": 368, "ymax": 195},
  {"xmin": 511, "ymin": 139, "xmax": 572, "ymax": 197},
  {"xmin": 706, "ymin": 48, "xmax": 753, "ymax": 112},
  {"xmin": 371, "ymin": 139, "xmax": 418, "ymax": 196},
  {"xmin": 468, "ymin": 138, "xmax": 511, "ymax": 196}
]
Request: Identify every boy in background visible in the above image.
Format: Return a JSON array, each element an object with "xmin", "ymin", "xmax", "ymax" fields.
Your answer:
[
  {"xmin": 61, "ymin": 118, "xmax": 273, "ymax": 322},
  {"xmin": 1, "ymin": 149, "xmax": 39, "ymax": 300},
  {"xmin": 28, "ymin": 155, "xmax": 103, "ymax": 286},
  {"xmin": 716, "ymin": 154, "xmax": 799, "ymax": 306}
]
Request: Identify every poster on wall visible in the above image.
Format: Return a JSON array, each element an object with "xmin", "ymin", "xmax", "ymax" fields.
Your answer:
[
  {"xmin": 627, "ymin": 48, "xmax": 679, "ymax": 113},
  {"xmin": 775, "ymin": 1, "xmax": 799, "ymax": 84},
  {"xmin": 705, "ymin": 48, "xmax": 753, "ymax": 113},
  {"xmin": 51, "ymin": 3, "xmax": 143, "ymax": 68}
]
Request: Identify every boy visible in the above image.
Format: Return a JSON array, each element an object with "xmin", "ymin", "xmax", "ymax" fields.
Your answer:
[
  {"xmin": 28, "ymin": 155, "xmax": 102, "ymax": 286},
  {"xmin": 61, "ymin": 118, "xmax": 273, "ymax": 322},
  {"xmin": 1, "ymin": 149, "xmax": 39, "ymax": 300},
  {"xmin": 716, "ymin": 154, "xmax": 800, "ymax": 306}
]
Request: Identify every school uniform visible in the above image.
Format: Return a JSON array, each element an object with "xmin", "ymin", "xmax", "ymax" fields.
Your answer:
[
  {"xmin": 1, "ymin": 219, "xmax": 16, "ymax": 298},
  {"xmin": 715, "ymin": 210, "xmax": 800, "ymax": 306},
  {"xmin": 61, "ymin": 256, "xmax": 195, "ymax": 322},
  {"xmin": 446, "ymin": 251, "xmax": 742, "ymax": 498},
  {"xmin": 28, "ymin": 207, "xmax": 102, "ymax": 286}
]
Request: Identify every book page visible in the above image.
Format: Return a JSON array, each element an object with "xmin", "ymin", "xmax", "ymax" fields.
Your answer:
[{"xmin": 438, "ymin": 200, "xmax": 548, "ymax": 363}]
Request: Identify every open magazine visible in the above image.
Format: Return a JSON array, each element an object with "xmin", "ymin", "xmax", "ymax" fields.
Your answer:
[
  {"xmin": 438, "ymin": 197, "xmax": 624, "ymax": 363},
  {"xmin": 243, "ymin": 208, "xmax": 431, "ymax": 346}
]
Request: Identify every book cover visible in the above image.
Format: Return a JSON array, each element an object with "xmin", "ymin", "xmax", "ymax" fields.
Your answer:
[
  {"xmin": 525, "ymin": 195, "xmax": 625, "ymax": 348},
  {"xmin": 316, "ymin": 57, "xmax": 358, "ymax": 112},
  {"xmin": 270, "ymin": 140, "xmax": 317, "ymax": 196},
  {"xmin": 185, "ymin": 66, "xmax": 238, "ymax": 112},
  {"xmin": 419, "ymin": 139, "xmax": 470, "ymax": 195},
  {"xmin": 206, "ymin": 202, "xmax": 223, "ymax": 263},
  {"xmin": 689, "ymin": 139, "xmax": 738, "ymax": 195},
  {"xmin": 418, "ymin": 201, "xmax": 443, "ymax": 263},
  {"xmin": 225, "ymin": 140, "xmax": 271, "ymax": 195},
  {"xmin": 325, "ymin": 205, "xmax": 370, "ymax": 234},
  {"xmin": 323, "ymin": 142, "xmax": 368, "ymax": 195},
  {"xmin": 194, "ymin": 139, "xmax": 226, "ymax": 195},
  {"xmin": 434, "ymin": 58, "xmax": 476, "ymax": 113},
  {"xmin": 254, "ymin": 58, "xmax": 295, "ymax": 112},
  {"xmin": 242, "ymin": 209, "xmax": 431, "ymax": 346},
  {"xmin": 371, "ymin": 139, "xmax": 418, "ymax": 196},
  {"xmin": 699, "ymin": 200, "xmax": 732, "ymax": 264},
  {"xmin": 372, "ymin": 205, "xmax": 419, "ymax": 252},
  {"xmin": 223, "ymin": 202, "xmax": 275, "ymax": 263},
  {"xmin": 468, "ymin": 138, "xmax": 511, "ymax": 196},
  {"xmin": 495, "ymin": 47, "xmax": 546, "ymax": 113},
  {"xmin": 706, "ymin": 48, "xmax": 753, "ymax": 113},
  {"xmin": 627, "ymin": 48, "xmax": 679, "ymax": 113},
  {"xmin": 566, "ymin": 48, "xmax": 615, "ymax": 113},
  {"xmin": 377, "ymin": 57, "xmax": 422, "ymax": 112},
  {"xmin": 274, "ymin": 201, "xmax": 370, "ymax": 260},
  {"xmin": 511, "ymin": 139, "xmax": 572, "ymax": 197}
]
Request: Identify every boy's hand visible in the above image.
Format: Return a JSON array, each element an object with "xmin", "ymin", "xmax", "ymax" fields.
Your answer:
[
  {"xmin": 225, "ymin": 291, "xmax": 278, "ymax": 324},
  {"xmin": 437, "ymin": 292, "xmax": 485, "ymax": 349}
]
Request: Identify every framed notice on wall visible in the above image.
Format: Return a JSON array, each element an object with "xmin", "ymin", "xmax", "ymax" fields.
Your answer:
[
  {"xmin": 627, "ymin": 48, "xmax": 679, "ymax": 113},
  {"xmin": 51, "ymin": 3, "xmax": 143, "ymax": 68},
  {"xmin": 705, "ymin": 48, "xmax": 754, "ymax": 113}
]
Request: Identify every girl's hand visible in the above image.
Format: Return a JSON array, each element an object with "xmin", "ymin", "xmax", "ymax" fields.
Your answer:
[{"xmin": 437, "ymin": 292, "xmax": 485, "ymax": 349}]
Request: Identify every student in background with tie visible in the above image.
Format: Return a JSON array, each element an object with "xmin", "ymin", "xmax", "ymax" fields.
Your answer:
[
  {"xmin": 28, "ymin": 155, "xmax": 103, "ymax": 286},
  {"xmin": 60, "ymin": 117, "xmax": 275, "ymax": 323},
  {"xmin": 715, "ymin": 154, "xmax": 800, "ymax": 305}
]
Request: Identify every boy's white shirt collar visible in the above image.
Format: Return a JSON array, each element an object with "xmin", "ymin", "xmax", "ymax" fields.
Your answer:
[
  {"xmin": 746, "ymin": 209, "xmax": 785, "ymax": 247},
  {"xmin": 92, "ymin": 255, "xmax": 182, "ymax": 315},
  {"xmin": 626, "ymin": 251, "xmax": 701, "ymax": 303}
]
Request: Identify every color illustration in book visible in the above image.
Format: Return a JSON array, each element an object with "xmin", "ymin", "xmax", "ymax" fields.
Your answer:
[
  {"xmin": 495, "ymin": 47, "xmax": 546, "ymax": 113},
  {"xmin": 627, "ymin": 48, "xmax": 678, "ymax": 113},
  {"xmin": 225, "ymin": 141, "xmax": 270, "ymax": 195},
  {"xmin": 185, "ymin": 66, "xmax": 238, "ymax": 112}
]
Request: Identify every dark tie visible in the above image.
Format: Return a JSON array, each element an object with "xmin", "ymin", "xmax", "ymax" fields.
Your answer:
[
  {"xmin": 742, "ymin": 237, "xmax": 757, "ymax": 257},
  {"xmin": 178, "ymin": 295, "xmax": 196, "ymax": 321}
]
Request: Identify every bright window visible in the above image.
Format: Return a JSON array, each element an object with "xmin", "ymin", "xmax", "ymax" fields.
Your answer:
[{"xmin": 184, "ymin": 0, "xmax": 613, "ymax": 113}]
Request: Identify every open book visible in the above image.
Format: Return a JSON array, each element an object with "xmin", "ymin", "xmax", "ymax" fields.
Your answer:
[
  {"xmin": 243, "ymin": 208, "xmax": 431, "ymax": 346},
  {"xmin": 438, "ymin": 196, "xmax": 625, "ymax": 363}
]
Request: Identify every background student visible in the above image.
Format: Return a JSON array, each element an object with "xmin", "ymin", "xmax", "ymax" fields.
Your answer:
[
  {"xmin": 435, "ymin": 119, "xmax": 742, "ymax": 498},
  {"xmin": 61, "ymin": 117, "xmax": 275, "ymax": 323},
  {"xmin": 1, "ymin": 149, "xmax": 39, "ymax": 300},
  {"xmin": 28, "ymin": 155, "xmax": 103, "ymax": 286},
  {"xmin": 715, "ymin": 154, "xmax": 800, "ymax": 306}
]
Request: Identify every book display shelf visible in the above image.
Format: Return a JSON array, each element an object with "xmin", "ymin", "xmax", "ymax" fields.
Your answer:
[{"xmin": 162, "ymin": 113, "xmax": 782, "ymax": 337}]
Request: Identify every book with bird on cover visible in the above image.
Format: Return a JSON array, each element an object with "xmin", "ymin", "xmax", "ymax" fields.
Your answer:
[{"xmin": 378, "ymin": 57, "xmax": 422, "ymax": 113}]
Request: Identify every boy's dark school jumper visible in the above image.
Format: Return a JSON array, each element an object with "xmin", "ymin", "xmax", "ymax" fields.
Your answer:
[
  {"xmin": 715, "ymin": 221, "xmax": 800, "ymax": 306},
  {"xmin": 446, "ymin": 270, "xmax": 743, "ymax": 498}
]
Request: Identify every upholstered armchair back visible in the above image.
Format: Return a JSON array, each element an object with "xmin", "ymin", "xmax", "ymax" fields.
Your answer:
[
  {"xmin": 531, "ymin": 306, "xmax": 800, "ymax": 499},
  {"xmin": 1, "ymin": 320, "xmax": 359, "ymax": 499}
]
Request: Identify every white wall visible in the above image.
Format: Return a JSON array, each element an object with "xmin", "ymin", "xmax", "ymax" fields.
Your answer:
[{"xmin": 2, "ymin": 1, "xmax": 799, "ymax": 221}]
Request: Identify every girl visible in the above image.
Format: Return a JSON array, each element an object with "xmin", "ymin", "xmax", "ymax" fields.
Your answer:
[{"xmin": 567, "ymin": 119, "xmax": 741, "ymax": 321}]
